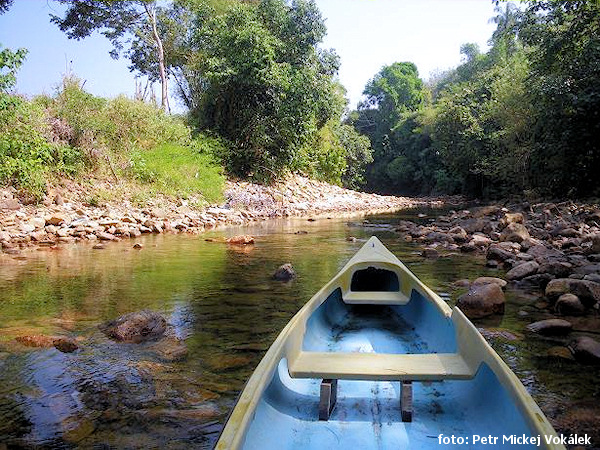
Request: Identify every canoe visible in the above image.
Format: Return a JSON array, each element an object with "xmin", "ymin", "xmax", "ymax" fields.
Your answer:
[{"xmin": 216, "ymin": 237, "xmax": 565, "ymax": 449}]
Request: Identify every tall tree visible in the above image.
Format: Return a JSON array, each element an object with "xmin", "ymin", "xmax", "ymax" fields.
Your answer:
[
  {"xmin": 352, "ymin": 62, "xmax": 427, "ymax": 192},
  {"xmin": 189, "ymin": 0, "xmax": 342, "ymax": 180},
  {"xmin": 517, "ymin": 0, "xmax": 600, "ymax": 196},
  {"xmin": 51, "ymin": 0, "xmax": 174, "ymax": 111}
]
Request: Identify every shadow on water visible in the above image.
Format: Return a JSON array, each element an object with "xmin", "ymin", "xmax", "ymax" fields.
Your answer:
[{"xmin": 0, "ymin": 211, "xmax": 598, "ymax": 447}]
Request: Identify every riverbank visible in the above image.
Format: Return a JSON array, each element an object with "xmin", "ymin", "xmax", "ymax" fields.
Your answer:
[{"xmin": 0, "ymin": 175, "xmax": 446, "ymax": 256}]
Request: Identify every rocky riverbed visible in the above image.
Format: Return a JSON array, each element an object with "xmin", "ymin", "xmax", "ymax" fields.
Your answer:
[
  {"xmin": 394, "ymin": 201, "xmax": 600, "ymax": 365},
  {"xmin": 0, "ymin": 175, "xmax": 440, "ymax": 256}
]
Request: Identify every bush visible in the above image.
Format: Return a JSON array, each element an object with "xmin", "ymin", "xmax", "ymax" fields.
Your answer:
[
  {"xmin": 47, "ymin": 77, "xmax": 189, "ymax": 157},
  {"xmin": 0, "ymin": 94, "xmax": 85, "ymax": 199}
]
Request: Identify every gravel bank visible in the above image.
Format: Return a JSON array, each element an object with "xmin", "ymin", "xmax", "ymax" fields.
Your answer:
[{"xmin": 0, "ymin": 175, "xmax": 440, "ymax": 255}]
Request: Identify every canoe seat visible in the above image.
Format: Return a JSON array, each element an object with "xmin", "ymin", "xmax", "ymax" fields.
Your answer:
[
  {"xmin": 288, "ymin": 352, "xmax": 476, "ymax": 381},
  {"xmin": 343, "ymin": 291, "xmax": 410, "ymax": 305}
]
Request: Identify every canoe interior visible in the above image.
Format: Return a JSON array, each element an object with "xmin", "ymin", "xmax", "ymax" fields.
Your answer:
[
  {"xmin": 303, "ymin": 288, "xmax": 457, "ymax": 354},
  {"xmin": 242, "ymin": 288, "xmax": 539, "ymax": 449}
]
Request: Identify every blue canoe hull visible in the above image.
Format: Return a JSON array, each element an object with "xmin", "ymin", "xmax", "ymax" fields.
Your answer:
[{"xmin": 217, "ymin": 237, "xmax": 564, "ymax": 449}]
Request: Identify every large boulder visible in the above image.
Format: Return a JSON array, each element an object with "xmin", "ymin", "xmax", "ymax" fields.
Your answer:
[
  {"xmin": 273, "ymin": 263, "xmax": 297, "ymax": 281},
  {"xmin": 500, "ymin": 223, "xmax": 530, "ymax": 243},
  {"xmin": 457, "ymin": 283, "xmax": 505, "ymax": 319},
  {"xmin": 459, "ymin": 218, "xmax": 488, "ymax": 234},
  {"xmin": 471, "ymin": 234, "xmax": 492, "ymax": 247},
  {"xmin": 506, "ymin": 261, "xmax": 539, "ymax": 281},
  {"xmin": 517, "ymin": 273, "xmax": 555, "ymax": 290},
  {"xmin": 538, "ymin": 261, "xmax": 573, "ymax": 278},
  {"xmin": 569, "ymin": 336, "xmax": 600, "ymax": 365},
  {"xmin": 101, "ymin": 310, "xmax": 167, "ymax": 343},
  {"xmin": 526, "ymin": 244, "xmax": 564, "ymax": 262},
  {"xmin": 545, "ymin": 279, "xmax": 600, "ymax": 307},
  {"xmin": 526, "ymin": 319, "xmax": 572, "ymax": 336}
]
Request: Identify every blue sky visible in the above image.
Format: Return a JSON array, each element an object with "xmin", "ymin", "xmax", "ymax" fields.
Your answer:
[{"xmin": 1, "ymin": 0, "xmax": 498, "ymax": 110}]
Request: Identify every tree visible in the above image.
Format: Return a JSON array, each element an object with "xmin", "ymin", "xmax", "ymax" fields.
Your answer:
[
  {"xmin": 189, "ymin": 0, "xmax": 342, "ymax": 180},
  {"xmin": 0, "ymin": 0, "xmax": 13, "ymax": 14},
  {"xmin": 517, "ymin": 0, "xmax": 600, "ymax": 196},
  {"xmin": 51, "ymin": 1, "xmax": 174, "ymax": 111},
  {"xmin": 351, "ymin": 62, "xmax": 427, "ymax": 192},
  {"xmin": 0, "ymin": 45, "xmax": 27, "ymax": 93}
]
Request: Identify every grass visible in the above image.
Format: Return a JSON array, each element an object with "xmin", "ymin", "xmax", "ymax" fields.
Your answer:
[{"xmin": 130, "ymin": 142, "xmax": 225, "ymax": 205}]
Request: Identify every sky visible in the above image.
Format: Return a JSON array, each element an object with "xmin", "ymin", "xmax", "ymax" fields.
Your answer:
[{"xmin": 0, "ymin": 0, "xmax": 499, "ymax": 110}]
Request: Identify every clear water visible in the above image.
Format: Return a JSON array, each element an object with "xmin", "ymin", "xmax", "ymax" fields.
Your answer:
[{"xmin": 0, "ymin": 212, "xmax": 598, "ymax": 448}]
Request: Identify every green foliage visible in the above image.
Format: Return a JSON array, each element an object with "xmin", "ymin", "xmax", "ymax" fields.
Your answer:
[
  {"xmin": 518, "ymin": 0, "xmax": 600, "ymax": 197},
  {"xmin": 48, "ymin": 77, "xmax": 189, "ymax": 156},
  {"xmin": 188, "ymin": 0, "xmax": 342, "ymax": 181},
  {"xmin": 0, "ymin": 44, "xmax": 27, "ymax": 92},
  {"xmin": 337, "ymin": 124, "xmax": 373, "ymax": 189},
  {"xmin": 0, "ymin": 0, "xmax": 13, "ymax": 14},
  {"xmin": 1, "ymin": 75, "xmax": 225, "ymax": 203},
  {"xmin": 351, "ymin": 62, "xmax": 431, "ymax": 193},
  {"xmin": 0, "ymin": 94, "xmax": 85, "ymax": 199},
  {"xmin": 128, "ymin": 142, "xmax": 225, "ymax": 203},
  {"xmin": 51, "ymin": 1, "xmax": 164, "ymax": 76},
  {"xmin": 352, "ymin": 1, "xmax": 600, "ymax": 199},
  {"xmin": 295, "ymin": 120, "xmax": 372, "ymax": 188},
  {"xmin": 298, "ymin": 120, "xmax": 347, "ymax": 185}
]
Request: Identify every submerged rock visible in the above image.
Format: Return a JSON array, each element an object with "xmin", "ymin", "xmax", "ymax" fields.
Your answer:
[
  {"xmin": 546, "ymin": 346, "xmax": 575, "ymax": 361},
  {"xmin": 147, "ymin": 335, "xmax": 188, "ymax": 362},
  {"xmin": 272, "ymin": 263, "xmax": 296, "ymax": 281},
  {"xmin": 421, "ymin": 248, "xmax": 439, "ymax": 259},
  {"xmin": 15, "ymin": 335, "xmax": 79, "ymax": 353},
  {"xmin": 526, "ymin": 319, "xmax": 572, "ymax": 336},
  {"xmin": 457, "ymin": 283, "xmax": 505, "ymax": 319},
  {"xmin": 226, "ymin": 235, "xmax": 255, "ymax": 245},
  {"xmin": 100, "ymin": 310, "xmax": 167, "ymax": 343}
]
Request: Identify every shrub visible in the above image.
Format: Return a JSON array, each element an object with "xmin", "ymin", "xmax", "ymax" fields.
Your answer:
[
  {"xmin": 48, "ymin": 77, "xmax": 190, "ymax": 157},
  {"xmin": 0, "ymin": 94, "xmax": 85, "ymax": 199}
]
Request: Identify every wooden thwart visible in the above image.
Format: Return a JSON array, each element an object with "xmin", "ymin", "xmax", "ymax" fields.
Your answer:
[{"xmin": 290, "ymin": 352, "xmax": 475, "ymax": 381}]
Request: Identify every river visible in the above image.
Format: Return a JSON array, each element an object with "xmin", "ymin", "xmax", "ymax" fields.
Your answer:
[{"xmin": 1, "ymin": 210, "xmax": 598, "ymax": 448}]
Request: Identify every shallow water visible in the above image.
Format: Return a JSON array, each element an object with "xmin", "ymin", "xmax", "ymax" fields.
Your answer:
[{"xmin": 0, "ymin": 211, "xmax": 598, "ymax": 448}]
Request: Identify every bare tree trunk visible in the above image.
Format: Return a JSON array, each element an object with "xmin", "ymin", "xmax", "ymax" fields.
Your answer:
[{"xmin": 144, "ymin": 3, "xmax": 170, "ymax": 112}]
